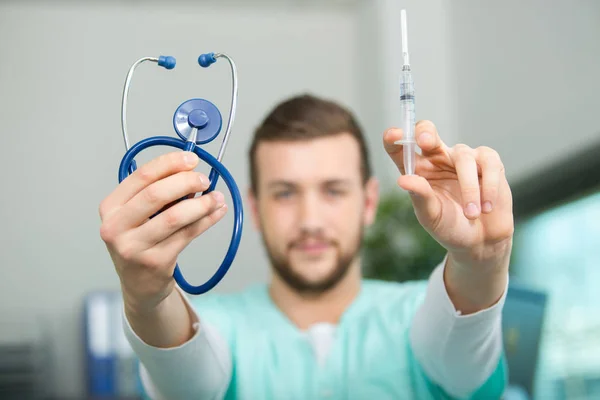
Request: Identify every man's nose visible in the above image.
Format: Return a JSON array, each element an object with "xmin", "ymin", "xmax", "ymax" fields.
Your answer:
[{"xmin": 299, "ymin": 192, "xmax": 325, "ymax": 235}]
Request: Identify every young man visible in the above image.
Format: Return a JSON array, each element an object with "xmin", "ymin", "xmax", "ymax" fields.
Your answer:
[{"xmin": 99, "ymin": 94, "xmax": 513, "ymax": 399}]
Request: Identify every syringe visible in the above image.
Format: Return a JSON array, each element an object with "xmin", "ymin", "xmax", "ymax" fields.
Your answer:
[{"xmin": 394, "ymin": 9, "xmax": 416, "ymax": 175}]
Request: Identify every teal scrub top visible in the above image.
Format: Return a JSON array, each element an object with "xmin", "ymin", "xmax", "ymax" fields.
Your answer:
[{"xmin": 188, "ymin": 279, "xmax": 507, "ymax": 399}]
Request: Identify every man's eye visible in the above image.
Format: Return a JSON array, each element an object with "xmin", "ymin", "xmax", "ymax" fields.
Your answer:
[
  {"xmin": 274, "ymin": 190, "xmax": 293, "ymax": 199},
  {"xmin": 326, "ymin": 188, "xmax": 345, "ymax": 196}
]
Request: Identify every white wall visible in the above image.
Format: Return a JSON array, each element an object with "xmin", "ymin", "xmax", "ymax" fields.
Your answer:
[
  {"xmin": 0, "ymin": 1, "xmax": 359, "ymax": 396},
  {"xmin": 448, "ymin": 0, "xmax": 600, "ymax": 183}
]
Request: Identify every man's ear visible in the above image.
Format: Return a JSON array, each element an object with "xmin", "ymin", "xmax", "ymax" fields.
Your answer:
[
  {"xmin": 363, "ymin": 177, "xmax": 380, "ymax": 226},
  {"xmin": 247, "ymin": 187, "xmax": 262, "ymax": 231}
]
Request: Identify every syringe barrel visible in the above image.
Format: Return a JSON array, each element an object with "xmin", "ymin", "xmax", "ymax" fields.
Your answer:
[
  {"xmin": 398, "ymin": 67, "xmax": 416, "ymax": 175},
  {"xmin": 399, "ymin": 68, "xmax": 415, "ymax": 142}
]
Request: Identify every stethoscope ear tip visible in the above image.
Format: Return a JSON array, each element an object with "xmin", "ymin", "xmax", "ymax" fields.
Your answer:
[
  {"xmin": 158, "ymin": 55, "xmax": 176, "ymax": 70},
  {"xmin": 198, "ymin": 52, "xmax": 217, "ymax": 68}
]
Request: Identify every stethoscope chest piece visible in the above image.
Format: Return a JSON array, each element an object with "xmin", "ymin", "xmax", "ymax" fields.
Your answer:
[{"xmin": 173, "ymin": 98, "xmax": 223, "ymax": 144}]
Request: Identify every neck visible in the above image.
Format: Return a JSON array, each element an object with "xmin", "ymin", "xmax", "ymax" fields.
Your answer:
[{"xmin": 268, "ymin": 260, "xmax": 362, "ymax": 330}]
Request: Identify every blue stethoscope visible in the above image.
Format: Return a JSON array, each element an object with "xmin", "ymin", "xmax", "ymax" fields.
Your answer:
[{"xmin": 118, "ymin": 53, "xmax": 243, "ymax": 295}]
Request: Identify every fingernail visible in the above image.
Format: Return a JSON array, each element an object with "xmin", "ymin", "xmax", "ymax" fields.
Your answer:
[
  {"xmin": 482, "ymin": 201, "xmax": 493, "ymax": 213},
  {"xmin": 184, "ymin": 153, "xmax": 198, "ymax": 166},
  {"xmin": 211, "ymin": 191, "xmax": 224, "ymax": 205},
  {"xmin": 465, "ymin": 202, "xmax": 479, "ymax": 217},
  {"xmin": 199, "ymin": 174, "xmax": 209, "ymax": 186}
]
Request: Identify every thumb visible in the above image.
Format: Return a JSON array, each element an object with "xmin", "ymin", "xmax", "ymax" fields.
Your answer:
[{"xmin": 397, "ymin": 175, "xmax": 441, "ymax": 227}]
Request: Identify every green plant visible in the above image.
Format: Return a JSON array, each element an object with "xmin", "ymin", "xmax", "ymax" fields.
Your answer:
[{"xmin": 361, "ymin": 190, "xmax": 446, "ymax": 282}]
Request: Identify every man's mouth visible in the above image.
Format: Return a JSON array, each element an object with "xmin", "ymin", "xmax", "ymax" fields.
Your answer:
[{"xmin": 292, "ymin": 241, "xmax": 332, "ymax": 255}]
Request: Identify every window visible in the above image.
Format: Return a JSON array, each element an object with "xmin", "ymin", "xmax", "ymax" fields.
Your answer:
[
  {"xmin": 509, "ymin": 139, "xmax": 600, "ymax": 400},
  {"xmin": 511, "ymin": 189, "xmax": 600, "ymax": 399}
]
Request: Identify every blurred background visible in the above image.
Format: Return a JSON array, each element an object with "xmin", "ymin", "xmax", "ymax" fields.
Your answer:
[{"xmin": 0, "ymin": 0, "xmax": 598, "ymax": 398}]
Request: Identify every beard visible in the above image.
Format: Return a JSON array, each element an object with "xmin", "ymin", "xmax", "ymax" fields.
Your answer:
[{"xmin": 262, "ymin": 226, "xmax": 364, "ymax": 296}]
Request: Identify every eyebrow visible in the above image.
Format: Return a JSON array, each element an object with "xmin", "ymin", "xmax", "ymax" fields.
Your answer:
[{"xmin": 266, "ymin": 179, "xmax": 353, "ymax": 190}]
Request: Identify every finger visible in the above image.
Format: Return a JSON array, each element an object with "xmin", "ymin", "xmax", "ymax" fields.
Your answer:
[
  {"xmin": 102, "ymin": 171, "xmax": 211, "ymax": 238},
  {"xmin": 450, "ymin": 145, "xmax": 481, "ymax": 219},
  {"xmin": 476, "ymin": 146, "xmax": 504, "ymax": 214},
  {"xmin": 151, "ymin": 204, "xmax": 228, "ymax": 257},
  {"xmin": 99, "ymin": 151, "xmax": 199, "ymax": 221},
  {"xmin": 383, "ymin": 127, "xmax": 425, "ymax": 175},
  {"xmin": 383, "ymin": 127, "xmax": 405, "ymax": 154},
  {"xmin": 117, "ymin": 170, "xmax": 211, "ymax": 230},
  {"xmin": 415, "ymin": 120, "xmax": 446, "ymax": 156},
  {"xmin": 397, "ymin": 175, "xmax": 441, "ymax": 228},
  {"xmin": 134, "ymin": 191, "xmax": 226, "ymax": 248}
]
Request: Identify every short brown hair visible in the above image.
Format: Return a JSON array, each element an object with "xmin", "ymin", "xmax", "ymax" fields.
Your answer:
[{"xmin": 249, "ymin": 94, "xmax": 372, "ymax": 193}]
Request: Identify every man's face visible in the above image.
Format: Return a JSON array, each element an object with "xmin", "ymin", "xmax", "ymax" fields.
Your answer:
[{"xmin": 249, "ymin": 133, "xmax": 378, "ymax": 295}]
